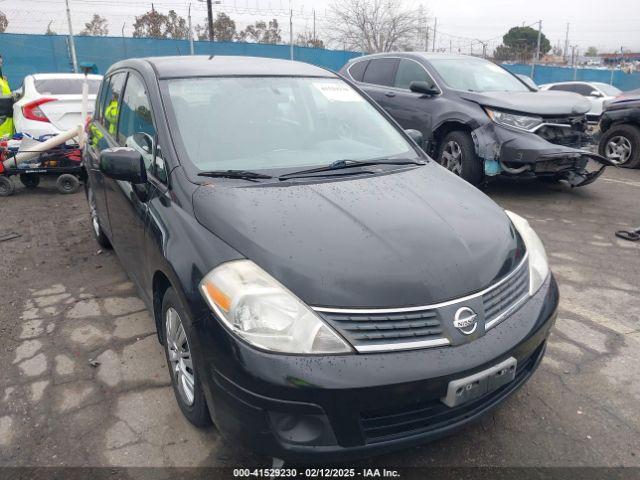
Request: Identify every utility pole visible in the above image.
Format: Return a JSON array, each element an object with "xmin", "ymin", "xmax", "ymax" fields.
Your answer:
[
  {"xmin": 289, "ymin": 0, "xmax": 294, "ymax": 60},
  {"xmin": 188, "ymin": 3, "xmax": 194, "ymax": 55},
  {"xmin": 530, "ymin": 19, "xmax": 542, "ymax": 78},
  {"xmin": 449, "ymin": 39, "xmax": 452, "ymax": 53},
  {"xmin": 312, "ymin": 9, "xmax": 316, "ymax": 44},
  {"xmin": 64, "ymin": 0, "xmax": 78, "ymax": 73},
  {"xmin": 432, "ymin": 17, "xmax": 437, "ymax": 52},
  {"xmin": 206, "ymin": 0, "xmax": 214, "ymax": 41},
  {"xmin": 563, "ymin": 23, "xmax": 570, "ymax": 63},
  {"xmin": 572, "ymin": 45, "xmax": 578, "ymax": 80}
]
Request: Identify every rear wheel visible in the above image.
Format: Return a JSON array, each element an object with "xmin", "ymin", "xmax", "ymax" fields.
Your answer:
[
  {"xmin": 86, "ymin": 184, "xmax": 111, "ymax": 249},
  {"xmin": 19, "ymin": 173, "xmax": 40, "ymax": 189},
  {"xmin": 0, "ymin": 177, "xmax": 15, "ymax": 197},
  {"xmin": 56, "ymin": 174, "xmax": 81, "ymax": 194},
  {"xmin": 599, "ymin": 124, "xmax": 640, "ymax": 168},
  {"xmin": 162, "ymin": 287, "xmax": 212, "ymax": 428},
  {"xmin": 438, "ymin": 131, "xmax": 483, "ymax": 185}
]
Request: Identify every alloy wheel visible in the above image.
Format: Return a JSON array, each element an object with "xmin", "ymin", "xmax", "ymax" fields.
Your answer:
[
  {"xmin": 605, "ymin": 135, "xmax": 632, "ymax": 165},
  {"xmin": 165, "ymin": 307, "xmax": 195, "ymax": 406},
  {"xmin": 442, "ymin": 140, "xmax": 463, "ymax": 175}
]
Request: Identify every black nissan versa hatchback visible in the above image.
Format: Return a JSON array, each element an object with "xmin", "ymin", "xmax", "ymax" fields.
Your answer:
[{"xmin": 84, "ymin": 55, "xmax": 558, "ymax": 462}]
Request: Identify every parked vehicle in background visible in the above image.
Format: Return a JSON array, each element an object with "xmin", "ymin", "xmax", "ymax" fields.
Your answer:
[
  {"xmin": 13, "ymin": 73, "xmax": 102, "ymax": 139},
  {"xmin": 598, "ymin": 91, "xmax": 640, "ymax": 168},
  {"xmin": 538, "ymin": 81, "xmax": 622, "ymax": 120},
  {"xmin": 339, "ymin": 53, "xmax": 612, "ymax": 187},
  {"xmin": 84, "ymin": 55, "xmax": 558, "ymax": 462}
]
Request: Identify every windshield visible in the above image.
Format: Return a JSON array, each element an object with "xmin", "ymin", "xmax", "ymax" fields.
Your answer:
[
  {"xmin": 594, "ymin": 83, "xmax": 621, "ymax": 96},
  {"xmin": 165, "ymin": 76, "xmax": 417, "ymax": 172},
  {"xmin": 429, "ymin": 57, "xmax": 529, "ymax": 92},
  {"xmin": 35, "ymin": 78, "xmax": 101, "ymax": 95}
]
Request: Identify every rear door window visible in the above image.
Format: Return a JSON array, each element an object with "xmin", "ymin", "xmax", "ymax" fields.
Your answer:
[
  {"xmin": 362, "ymin": 58, "xmax": 399, "ymax": 87},
  {"xmin": 348, "ymin": 60, "xmax": 369, "ymax": 82},
  {"xmin": 34, "ymin": 78, "xmax": 101, "ymax": 95},
  {"xmin": 394, "ymin": 59, "xmax": 431, "ymax": 90},
  {"xmin": 101, "ymin": 72, "xmax": 127, "ymax": 135}
]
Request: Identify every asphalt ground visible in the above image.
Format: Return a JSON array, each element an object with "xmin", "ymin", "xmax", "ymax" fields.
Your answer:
[{"xmin": 0, "ymin": 167, "xmax": 639, "ymax": 473}]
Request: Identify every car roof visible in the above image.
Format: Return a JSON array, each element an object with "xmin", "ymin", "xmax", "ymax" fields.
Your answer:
[
  {"xmin": 109, "ymin": 55, "xmax": 336, "ymax": 79},
  {"xmin": 31, "ymin": 73, "xmax": 103, "ymax": 80},
  {"xmin": 348, "ymin": 52, "xmax": 481, "ymax": 63}
]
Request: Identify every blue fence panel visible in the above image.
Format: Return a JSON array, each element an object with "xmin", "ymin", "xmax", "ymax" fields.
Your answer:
[
  {"xmin": 502, "ymin": 63, "xmax": 640, "ymax": 91},
  {"xmin": 0, "ymin": 33, "xmax": 361, "ymax": 88}
]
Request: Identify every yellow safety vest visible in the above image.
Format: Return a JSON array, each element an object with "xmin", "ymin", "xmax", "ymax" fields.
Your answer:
[
  {"xmin": 105, "ymin": 100, "xmax": 119, "ymax": 135},
  {"xmin": 0, "ymin": 77, "xmax": 13, "ymax": 138}
]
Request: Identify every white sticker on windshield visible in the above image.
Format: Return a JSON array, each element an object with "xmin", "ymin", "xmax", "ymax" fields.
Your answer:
[{"xmin": 312, "ymin": 82, "xmax": 363, "ymax": 102}]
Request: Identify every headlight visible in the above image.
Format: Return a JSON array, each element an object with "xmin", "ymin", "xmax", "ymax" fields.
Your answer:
[
  {"xmin": 485, "ymin": 108, "xmax": 543, "ymax": 132},
  {"xmin": 199, "ymin": 260, "xmax": 352, "ymax": 354},
  {"xmin": 505, "ymin": 211, "xmax": 549, "ymax": 295}
]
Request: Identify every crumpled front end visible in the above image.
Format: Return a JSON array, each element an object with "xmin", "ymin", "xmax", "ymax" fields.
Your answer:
[{"xmin": 472, "ymin": 121, "xmax": 615, "ymax": 187}]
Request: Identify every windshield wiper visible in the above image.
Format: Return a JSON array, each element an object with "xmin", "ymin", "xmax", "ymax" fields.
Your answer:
[
  {"xmin": 198, "ymin": 170, "xmax": 273, "ymax": 181},
  {"xmin": 278, "ymin": 158, "xmax": 425, "ymax": 181}
]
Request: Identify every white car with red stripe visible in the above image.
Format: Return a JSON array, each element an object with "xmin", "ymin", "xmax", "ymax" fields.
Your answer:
[{"xmin": 13, "ymin": 73, "xmax": 102, "ymax": 139}]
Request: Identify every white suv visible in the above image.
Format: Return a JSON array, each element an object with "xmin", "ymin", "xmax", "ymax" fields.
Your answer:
[
  {"xmin": 538, "ymin": 81, "xmax": 621, "ymax": 120},
  {"xmin": 13, "ymin": 73, "xmax": 102, "ymax": 139}
]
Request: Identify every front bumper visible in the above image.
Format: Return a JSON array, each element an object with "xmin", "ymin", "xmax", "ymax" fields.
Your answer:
[
  {"xmin": 195, "ymin": 275, "xmax": 559, "ymax": 463},
  {"xmin": 472, "ymin": 123, "xmax": 615, "ymax": 187}
]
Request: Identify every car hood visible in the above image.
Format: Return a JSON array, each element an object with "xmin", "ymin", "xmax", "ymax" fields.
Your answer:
[
  {"xmin": 192, "ymin": 163, "xmax": 525, "ymax": 308},
  {"xmin": 459, "ymin": 90, "xmax": 591, "ymax": 116},
  {"xmin": 604, "ymin": 91, "xmax": 640, "ymax": 111}
]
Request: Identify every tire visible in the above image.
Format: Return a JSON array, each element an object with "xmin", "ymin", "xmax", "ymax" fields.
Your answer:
[
  {"xmin": 0, "ymin": 177, "xmax": 15, "ymax": 197},
  {"xmin": 19, "ymin": 173, "xmax": 40, "ymax": 189},
  {"xmin": 599, "ymin": 124, "xmax": 640, "ymax": 168},
  {"xmin": 86, "ymin": 184, "xmax": 112, "ymax": 249},
  {"xmin": 56, "ymin": 174, "xmax": 81, "ymax": 194},
  {"xmin": 437, "ymin": 130, "xmax": 483, "ymax": 185},
  {"xmin": 162, "ymin": 287, "xmax": 212, "ymax": 428}
]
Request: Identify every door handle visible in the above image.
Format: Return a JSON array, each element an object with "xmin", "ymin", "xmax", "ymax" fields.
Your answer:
[{"xmin": 385, "ymin": 91, "xmax": 396, "ymax": 98}]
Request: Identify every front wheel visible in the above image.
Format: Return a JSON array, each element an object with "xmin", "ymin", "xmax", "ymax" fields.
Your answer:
[
  {"xmin": 599, "ymin": 124, "xmax": 640, "ymax": 168},
  {"xmin": 162, "ymin": 287, "xmax": 212, "ymax": 428},
  {"xmin": 0, "ymin": 177, "xmax": 15, "ymax": 197},
  {"xmin": 437, "ymin": 131, "xmax": 483, "ymax": 185}
]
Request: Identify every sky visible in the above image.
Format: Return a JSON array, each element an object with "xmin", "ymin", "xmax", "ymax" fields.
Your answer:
[{"xmin": 1, "ymin": 0, "xmax": 638, "ymax": 54}]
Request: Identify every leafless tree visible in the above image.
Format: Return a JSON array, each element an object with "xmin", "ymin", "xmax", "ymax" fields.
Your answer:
[
  {"xmin": 80, "ymin": 14, "xmax": 109, "ymax": 36},
  {"xmin": 327, "ymin": 0, "xmax": 424, "ymax": 53}
]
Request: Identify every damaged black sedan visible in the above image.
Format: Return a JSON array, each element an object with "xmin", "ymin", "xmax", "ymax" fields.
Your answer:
[{"xmin": 340, "ymin": 53, "xmax": 613, "ymax": 187}]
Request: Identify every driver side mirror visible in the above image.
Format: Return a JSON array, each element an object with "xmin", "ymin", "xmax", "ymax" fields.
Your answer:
[
  {"xmin": 405, "ymin": 129, "xmax": 424, "ymax": 147},
  {"xmin": 589, "ymin": 90, "xmax": 604, "ymax": 98},
  {"xmin": 410, "ymin": 81, "xmax": 440, "ymax": 96},
  {"xmin": 100, "ymin": 147, "xmax": 146, "ymax": 184}
]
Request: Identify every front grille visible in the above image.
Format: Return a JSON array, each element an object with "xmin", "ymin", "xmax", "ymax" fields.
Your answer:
[
  {"xmin": 483, "ymin": 259, "xmax": 529, "ymax": 329},
  {"xmin": 316, "ymin": 256, "xmax": 529, "ymax": 352},
  {"xmin": 319, "ymin": 309, "xmax": 446, "ymax": 351},
  {"xmin": 535, "ymin": 114, "xmax": 590, "ymax": 148},
  {"xmin": 359, "ymin": 343, "xmax": 544, "ymax": 443}
]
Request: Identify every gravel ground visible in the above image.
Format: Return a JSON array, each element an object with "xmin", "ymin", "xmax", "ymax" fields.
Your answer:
[{"xmin": 0, "ymin": 168, "xmax": 639, "ymax": 470}]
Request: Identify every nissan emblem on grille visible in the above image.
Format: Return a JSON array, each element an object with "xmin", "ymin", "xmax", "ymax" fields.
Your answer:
[{"xmin": 453, "ymin": 307, "xmax": 478, "ymax": 335}]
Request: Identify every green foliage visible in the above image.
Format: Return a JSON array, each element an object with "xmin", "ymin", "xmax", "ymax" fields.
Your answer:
[
  {"xmin": 499, "ymin": 26, "xmax": 551, "ymax": 61},
  {"xmin": 585, "ymin": 46, "xmax": 598, "ymax": 57}
]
